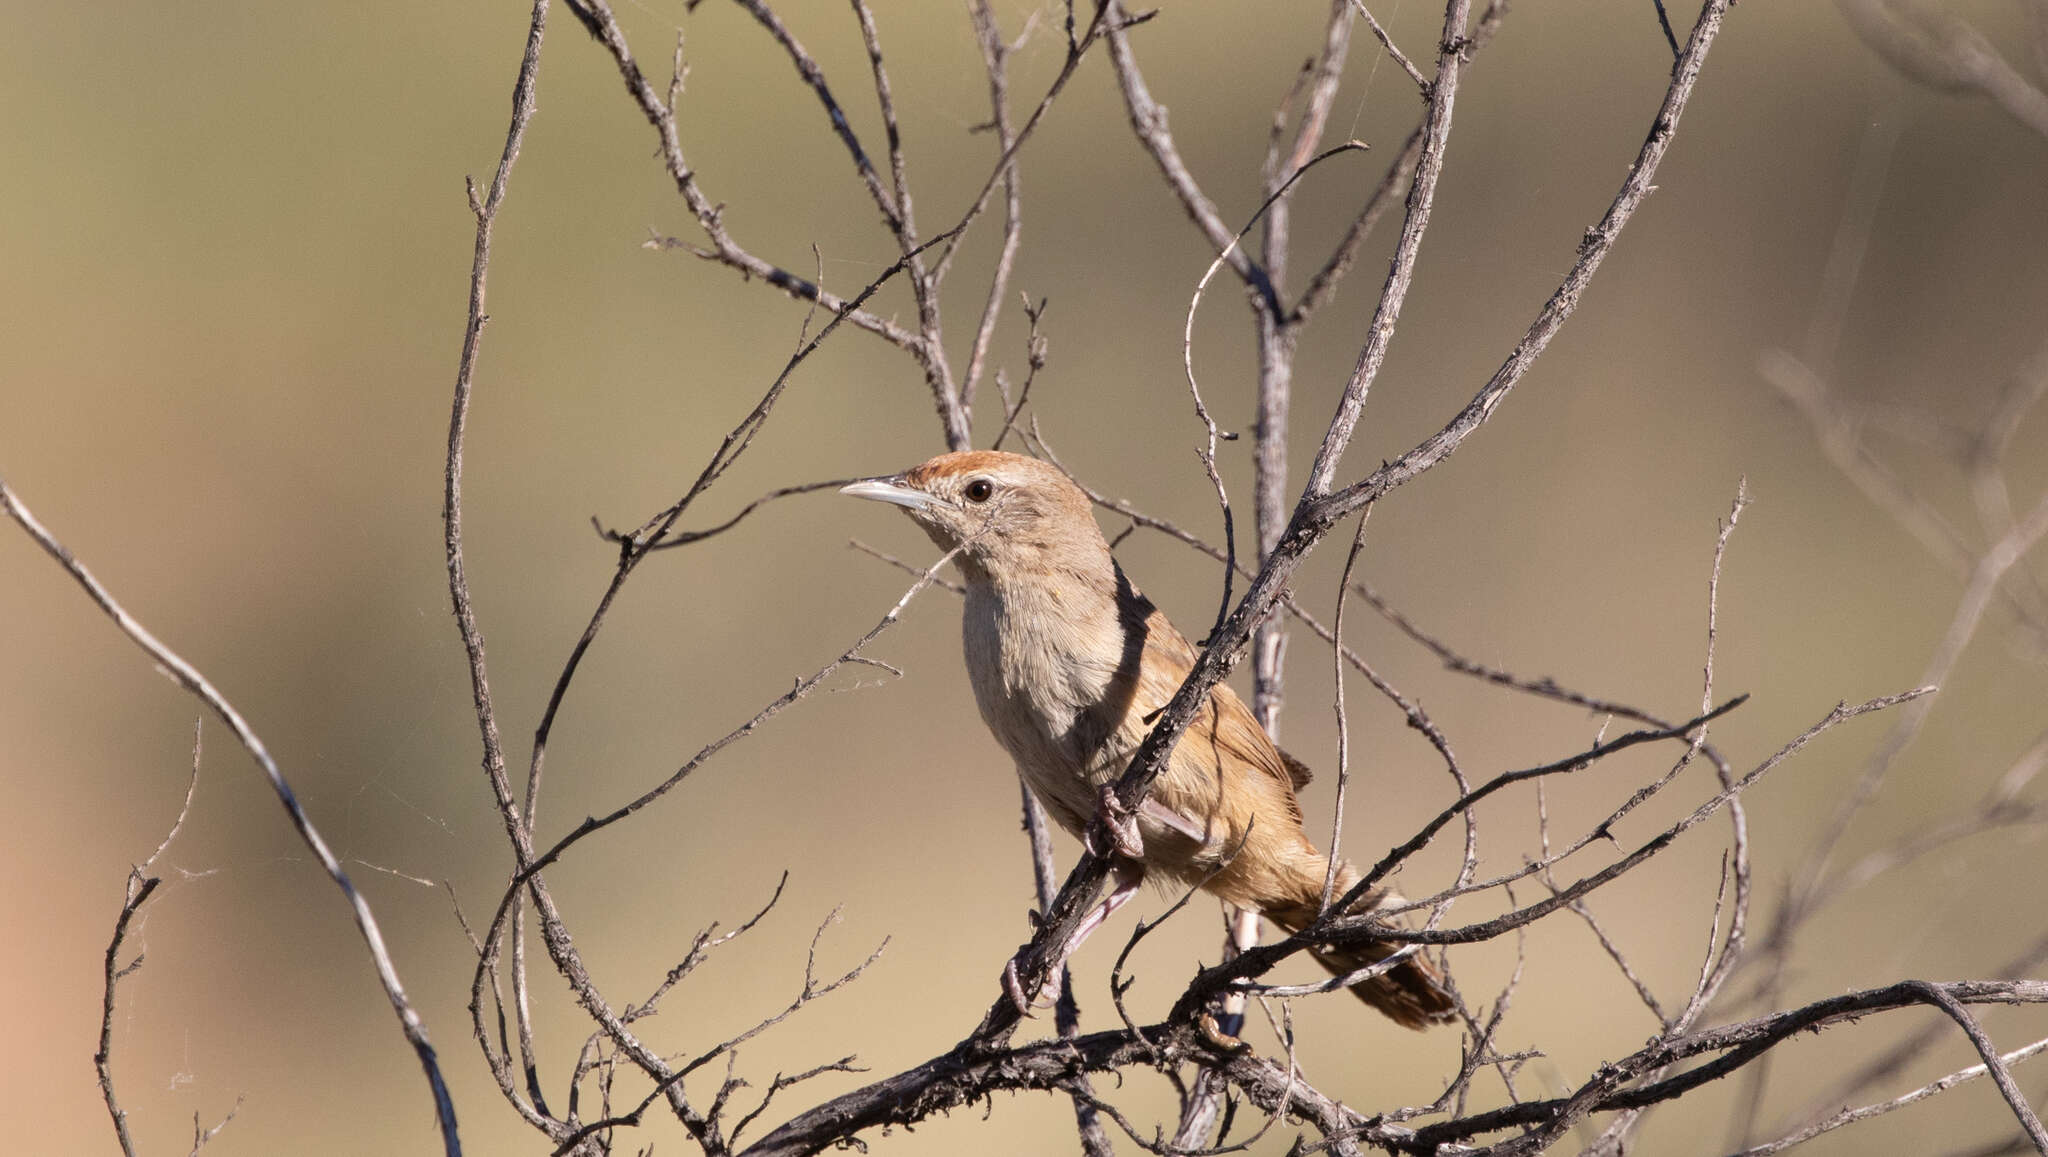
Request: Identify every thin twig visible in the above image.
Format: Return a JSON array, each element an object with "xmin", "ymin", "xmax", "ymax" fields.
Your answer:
[
  {"xmin": 1395, "ymin": 979, "xmax": 2048, "ymax": 1154},
  {"xmin": 1174, "ymin": 687, "xmax": 1924, "ymax": 1020},
  {"xmin": 96, "ymin": 724, "xmax": 208, "ymax": 1157},
  {"xmin": 1020, "ymin": 781, "xmax": 1113, "ymax": 1156},
  {"xmin": 621, "ymin": 478, "xmax": 857, "ymax": 551},
  {"xmin": 1310, "ymin": 0, "xmax": 1731, "ymax": 519},
  {"xmin": 1583, "ymin": 480, "xmax": 1754, "ymax": 1155},
  {"xmin": 1104, "ymin": 0, "xmax": 1283, "ymax": 319},
  {"xmin": 990, "ymin": 296, "xmax": 1049, "ymax": 452},
  {"xmin": 3, "ymin": 481, "xmax": 461, "ymax": 1153},
  {"xmin": 1320, "ymin": 508, "xmax": 1372, "ymax": 913},
  {"xmin": 1350, "ymin": 0, "xmax": 1428, "ymax": 89},
  {"xmin": 960, "ymin": 0, "xmax": 1032, "ymax": 415},
  {"xmin": 1735, "ymin": 1036, "xmax": 2048, "ymax": 1156},
  {"xmin": 443, "ymin": 2, "xmax": 563, "ymax": 1137},
  {"xmin": 848, "ymin": 538, "xmax": 965, "ymax": 594}
]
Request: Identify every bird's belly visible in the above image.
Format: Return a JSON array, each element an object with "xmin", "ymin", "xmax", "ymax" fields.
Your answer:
[
  {"xmin": 961, "ymin": 584, "xmax": 1205, "ymax": 852},
  {"xmin": 987, "ymin": 695, "xmax": 1230, "ymax": 877},
  {"xmin": 975, "ymin": 681, "xmax": 1118, "ymax": 828}
]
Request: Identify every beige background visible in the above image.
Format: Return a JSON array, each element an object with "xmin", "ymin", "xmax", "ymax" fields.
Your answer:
[{"xmin": 4, "ymin": 0, "xmax": 2046, "ymax": 1153}]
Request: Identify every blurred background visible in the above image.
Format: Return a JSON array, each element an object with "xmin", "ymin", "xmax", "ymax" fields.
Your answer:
[{"xmin": 4, "ymin": 0, "xmax": 2046, "ymax": 1152}]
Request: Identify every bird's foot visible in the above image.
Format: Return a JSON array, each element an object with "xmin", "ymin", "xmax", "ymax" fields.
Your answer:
[
  {"xmin": 1087, "ymin": 783, "xmax": 1145, "ymax": 861},
  {"xmin": 1004, "ymin": 860, "xmax": 1146, "ymax": 1017},
  {"xmin": 1003, "ymin": 954, "xmax": 1061, "ymax": 1017}
]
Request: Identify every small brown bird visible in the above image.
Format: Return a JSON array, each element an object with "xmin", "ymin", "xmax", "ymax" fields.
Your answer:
[{"xmin": 844, "ymin": 450, "xmax": 1454, "ymax": 1029}]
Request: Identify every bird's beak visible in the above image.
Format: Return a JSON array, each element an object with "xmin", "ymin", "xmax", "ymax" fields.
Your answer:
[{"xmin": 840, "ymin": 475, "xmax": 933, "ymax": 511}]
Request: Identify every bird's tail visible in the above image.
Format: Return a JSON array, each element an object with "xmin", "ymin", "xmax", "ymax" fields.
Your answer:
[{"xmin": 1263, "ymin": 860, "xmax": 1456, "ymax": 1031}]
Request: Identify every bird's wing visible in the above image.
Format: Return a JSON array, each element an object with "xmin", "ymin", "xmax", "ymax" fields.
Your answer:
[
  {"xmin": 1123, "ymin": 592, "xmax": 1308, "ymax": 826},
  {"xmin": 1278, "ymin": 748, "xmax": 1314, "ymax": 790},
  {"xmin": 1196, "ymin": 663, "xmax": 1309, "ymax": 824}
]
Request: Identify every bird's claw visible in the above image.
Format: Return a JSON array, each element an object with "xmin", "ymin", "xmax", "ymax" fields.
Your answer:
[
  {"xmin": 1087, "ymin": 783, "xmax": 1145, "ymax": 861},
  {"xmin": 1003, "ymin": 956, "xmax": 1060, "ymax": 1017}
]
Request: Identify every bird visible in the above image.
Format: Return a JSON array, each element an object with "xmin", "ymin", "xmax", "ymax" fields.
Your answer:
[{"xmin": 843, "ymin": 449, "xmax": 1455, "ymax": 1029}]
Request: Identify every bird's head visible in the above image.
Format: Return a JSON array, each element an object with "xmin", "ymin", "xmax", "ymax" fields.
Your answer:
[{"xmin": 841, "ymin": 450, "xmax": 1108, "ymax": 582}]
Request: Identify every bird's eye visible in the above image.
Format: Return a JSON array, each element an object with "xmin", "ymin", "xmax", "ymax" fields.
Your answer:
[{"xmin": 963, "ymin": 478, "xmax": 994, "ymax": 503}]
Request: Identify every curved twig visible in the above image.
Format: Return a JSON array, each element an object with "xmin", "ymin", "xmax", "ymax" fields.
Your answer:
[{"xmin": 3, "ymin": 481, "xmax": 461, "ymax": 1154}]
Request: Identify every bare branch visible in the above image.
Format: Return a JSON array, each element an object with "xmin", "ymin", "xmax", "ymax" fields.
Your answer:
[
  {"xmin": 1293, "ymin": 127, "xmax": 1424, "ymax": 327},
  {"xmin": 1893, "ymin": 982, "xmax": 2048, "ymax": 1152},
  {"xmin": 989, "ymin": 296, "xmax": 1049, "ymax": 452},
  {"xmin": 1178, "ymin": 139, "xmax": 1370, "ymax": 639},
  {"xmin": 1397, "ymin": 979, "xmax": 2048, "ymax": 1154},
  {"xmin": 627, "ymin": 873, "xmax": 790, "ymax": 1024},
  {"xmin": 733, "ymin": 0, "xmax": 902, "ymax": 234},
  {"xmin": 2, "ymin": 479, "xmax": 461, "ymax": 1154},
  {"xmin": 1313, "ymin": 0, "xmax": 1732, "ymax": 516},
  {"xmin": 1736, "ymin": 1035, "xmax": 2048, "ymax": 1156},
  {"xmin": 618, "ymin": 478, "xmax": 858, "ymax": 551},
  {"xmin": 1170, "ymin": 687, "xmax": 1923, "ymax": 1023},
  {"xmin": 1104, "ymin": 0, "xmax": 1283, "ymax": 319},
  {"xmin": 1584, "ymin": 481, "xmax": 1756, "ymax": 1155},
  {"xmin": 960, "ymin": 1, "xmax": 1031, "ymax": 414},
  {"xmin": 1020, "ymin": 781, "xmax": 1116, "ymax": 1157},
  {"xmin": 186, "ymin": 1097, "xmax": 242, "ymax": 1157},
  {"xmin": 1320, "ymin": 508, "xmax": 1373, "ymax": 913},
  {"xmin": 848, "ymin": 537, "xmax": 965, "ymax": 594},
  {"xmin": 96, "ymin": 725, "xmax": 207, "ymax": 1157},
  {"xmin": 507, "ymin": 545, "xmax": 957, "ymax": 899},
  {"xmin": 441, "ymin": 3, "xmax": 562, "ymax": 1133},
  {"xmin": 1350, "ymin": 0, "xmax": 1428, "ymax": 89}
]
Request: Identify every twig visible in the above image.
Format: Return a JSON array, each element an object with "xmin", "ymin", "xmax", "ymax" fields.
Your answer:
[
  {"xmin": 1738, "ymin": 1036, "xmax": 2048, "ymax": 1156},
  {"xmin": 1582, "ymin": 480, "xmax": 1754, "ymax": 1155},
  {"xmin": 1893, "ymin": 982, "xmax": 2048, "ymax": 1152},
  {"xmin": 496, "ymin": 231, "xmax": 953, "ymax": 1114},
  {"xmin": 96, "ymin": 724, "xmax": 207, "ymax": 1157},
  {"xmin": 1395, "ymin": 979, "xmax": 2048, "ymax": 1154},
  {"xmin": 1249, "ymin": 0, "xmax": 1356, "ymax": 734},
  {"xmin": 626, "ymin": 873, "xmax": 790, "ymax": 1025},
  {"xmin": 443, "ymin": 1, "xmax": 561, "ymax": 1136},
  {"xmin": 463, "ymin": 547, "xmax": 958, "ymax": 1151},
  {"xmin": 462, "ymin": 218, "xmax": 960, "ymax": 1148},
  {"xmin": 620, "ymin": 478, "xmax": 857, "ymax": 550},
  {"xmin": 734, "ymin": 0, "xmax": 902, "ymax": 236},
  {"xmin": 1793, "ymin": 489, "xmax": 2048, "ymax": 918},
  {"xmin": 1299, "ymin": 0, "xmax": 1473, "ymax": 498},
  {"xmin": 1104, "ymin": 0, "xmax": 1283, "ymax": 319},
  {"xmin": 1178, "ymin": 139, "xmax": 1369, "ymax": 640},
  {"xmin": 1174, "ymin": 687, "xmax": 1922, "ymax": 1019},
  {"xmin": 1319, "ymin": 508, "xmax": 1373, "ymax": 912},
  {"xmin": 1310, "ymin": 0, "xmax": 1731, "ymax": 520},
  {"xmin": 1350, "ymin": 0, "xmax": 1428, "ymax": 89},
  {"xmin": 1021, "ymin": 781, "xmax": 1113, "ymax": 1156},
  {"xmin": 507, "ymin": 544, "xmax": 955, "ymax": 894},
  {"xmin": 1651, "ymin": 0, "xmax": 1681, "ymax": 58},
  {"xmin": 3, "ymin": 479, "xmax": 461, "ymax": 1153},
  {"xmin": 990, "ymin": 296, "xmax": 1049, "ymax": 452},
  {"xmin": 185, "ymin": 1097, "xmax": 242, "ymax": 1157},
  {"xmin": 960, "ymin": 1, "xmax": 1032, "ymax": 414},
  {"xmin": 847, "ymin": 537, "xmax": 965, "ymax": 594}
]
